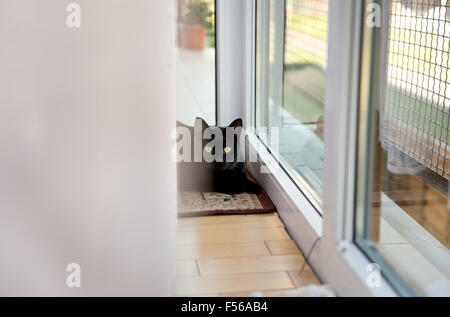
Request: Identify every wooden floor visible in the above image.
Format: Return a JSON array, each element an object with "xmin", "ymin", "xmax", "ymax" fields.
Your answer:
[{"xmin": 174, "ymin": 212, "xmax": 321, "ymax": 297}]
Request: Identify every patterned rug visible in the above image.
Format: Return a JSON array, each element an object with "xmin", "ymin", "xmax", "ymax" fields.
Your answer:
[{"xmin": 178, "ymin": 189, "xmax": 276, "ymax": 218}]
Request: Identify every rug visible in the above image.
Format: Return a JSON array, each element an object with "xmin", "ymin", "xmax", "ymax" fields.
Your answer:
[{"xmin": 177, "ymin": 186, "xmax": 276, "ymax": 218}]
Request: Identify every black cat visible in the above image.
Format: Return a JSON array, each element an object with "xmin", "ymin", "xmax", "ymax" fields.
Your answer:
[{"xmin": 176, "ymin": 118, "xmax": 262, "ymax": 195}]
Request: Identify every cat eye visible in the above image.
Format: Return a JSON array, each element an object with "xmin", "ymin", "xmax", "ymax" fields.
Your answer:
[
  {"xmin": 224, "ymin": 147, "xmax": 232, "ymax": 154},
  {"xmin": 204, "ymin": 146, "xmax": 213, "ymax": 153}
]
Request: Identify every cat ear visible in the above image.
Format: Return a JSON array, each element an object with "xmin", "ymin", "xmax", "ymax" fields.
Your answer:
[
  {"xmin": 195, "ymin": 117, "xmax": 209, "ymax": 131},
  {"xmin": 228, "ymin": 119, "xmax": 242, "ymax": 128}
]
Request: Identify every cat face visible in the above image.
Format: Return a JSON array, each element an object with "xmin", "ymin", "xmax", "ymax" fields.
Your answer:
[{"xmin": 196, "ymin": 117, "xmax": 243, "ymax": 171}]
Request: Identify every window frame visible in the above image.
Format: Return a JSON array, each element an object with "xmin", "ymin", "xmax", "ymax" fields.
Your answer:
[
  {"xmin": 254, "ymin": 0, "xmax": 326, "ymax": 212},
  {"xmin": 321, "ymin": 0, "xmax": 398, "ymax": 296},
  {"xmin": 242, "ymin": 0, "xmax": 401, "ymax": 296},
  {"xmin": 216, "ymin": 0, "xmax": 247, "ymax": 126},
  {"xmin": 244, "ymin": 0, "xmax": 323, "ymax": 277},
  {"xmin": 353, "ymin": 0, "xmax": 450, "ymax": 296}
]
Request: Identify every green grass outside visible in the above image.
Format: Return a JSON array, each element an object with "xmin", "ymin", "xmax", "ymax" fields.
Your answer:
[
  {"xmin": 284, "ymin": 49, "xmax": 326, "ymax": 68},
  {"xmin": 283, "ymin": 65, "xmax": 325, "ymax": 124},
  {"xmin": 386, "ymin": 87, "xmax": 450, "ymax": 143},
  {"xmin": 283, "ymin": 84, "xmax": 324, "ymax": 124},
  {"xmin": 268, "ymin": 10, "xmax": 449, "ymax": 146},
  {"xmin": 288, "ymin": 13, "xmax": 328, "ymax": 42},
  {"xmin": 206, "ymin": 33, "xmax": 215, "ymax": 48},
  {"xmin": 389, "ymin": 28, "xmax": 450, "ymax": 81},
  {"xmin": 284, "ymin": 13, "xmax": 328, "ymax": 67},
  {"xmin": 281, "ymin": 65, "xmax": 449, "ymax": 145},
  {"xmin": 287, "ymin": 13, "xmax": 449, "ymax": 80}
]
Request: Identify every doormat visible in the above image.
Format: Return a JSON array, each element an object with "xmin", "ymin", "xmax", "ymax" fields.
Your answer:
[{"xmin": 177, "ymin": 175, "xmax": 276, "ymax": 218}]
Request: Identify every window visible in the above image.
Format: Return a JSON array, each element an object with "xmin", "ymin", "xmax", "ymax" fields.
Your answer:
[
  {"xmin": 251, "ymin": 0, "xmax": 449, "ymax": 296},
  {"xmin": 176, "ymin": 0, "xmax": 216, "ymax": 125},
  {"xmin": 355, "ymin": 0, "xmax": 450, "ymax": 296},
  {"xmin": 255, "ymin": 0, "xmax": 329, "ymax": 210}
]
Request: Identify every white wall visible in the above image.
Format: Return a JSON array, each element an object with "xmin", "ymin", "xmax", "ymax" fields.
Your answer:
[
  {"xmin": 217, "ymin": 0, "xmax": 244, "ymax": 126},
  {"xmin": 0, "ymin": 0, "xmax": 176, "ymax": 296}
]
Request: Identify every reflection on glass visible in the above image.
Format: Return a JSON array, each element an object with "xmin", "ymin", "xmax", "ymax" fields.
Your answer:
[
  {"xmin": 176, "ymin": 0, "xmax": 216, "ymax": 125},
  {"xmin": 355, "ymin": 0, "xmax": 450, "ymax": 296},
  {"xmin": 256, "ymin": 0, "xmax": 329, "ymax": 209},
  {"xmin": 256, "ymin": 0, "xmax": 285, "ymax": 141}
]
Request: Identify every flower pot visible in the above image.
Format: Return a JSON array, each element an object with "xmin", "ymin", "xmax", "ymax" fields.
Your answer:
[{"xmin": 178, "ymin": 23, "xmax": 207, "ymax": 50}]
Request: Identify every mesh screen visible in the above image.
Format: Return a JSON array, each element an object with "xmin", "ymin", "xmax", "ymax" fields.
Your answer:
[{"xmin": 382, "ymin": 0, "xmax": 450, "ymax": 179}]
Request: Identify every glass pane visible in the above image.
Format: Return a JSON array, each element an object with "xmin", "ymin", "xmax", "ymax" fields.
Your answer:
[
  {"xmin": 255, "ymin": 0, "xmax": 285, "ymax": 143},
  {"xmin": 355, "ymin": 0, "xmax": 450, "ymax": 296},
  {"xmin": 281, "ymin": 0, "xmax": 328, "ymax": 203},
  {"xmin": 255, "ymin": 0, "xmax": 329, "ymax": 209},
  {"xmin": 176, "ymin": 0, "xmax": 216, "ymax": 125}
]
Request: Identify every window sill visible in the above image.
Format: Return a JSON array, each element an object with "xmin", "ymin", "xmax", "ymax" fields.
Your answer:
[{"xmin": 246, "ymin": 132, "xmax": 323, "ymax": 264}]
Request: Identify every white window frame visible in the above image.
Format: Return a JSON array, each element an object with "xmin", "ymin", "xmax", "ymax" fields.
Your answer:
[
  {"xmin": 239, "ymin": 0, "xmax": 399, "ymax": 296},
  {"xmin": 321, "ymin": 0, "xmax": 396, "ymax": 297},
  {"xmin": 216, "ymin": 0, "xmax": 245, "ymax": 126},
  {"xmin": 244, "ymin": 0, "xmax": 323, "ymax": 273}
]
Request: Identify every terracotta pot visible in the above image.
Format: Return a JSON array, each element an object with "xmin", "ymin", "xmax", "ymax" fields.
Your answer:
[{"xmin": 178, "ymin": 24, "xmax": 207, "ymax": 50}]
